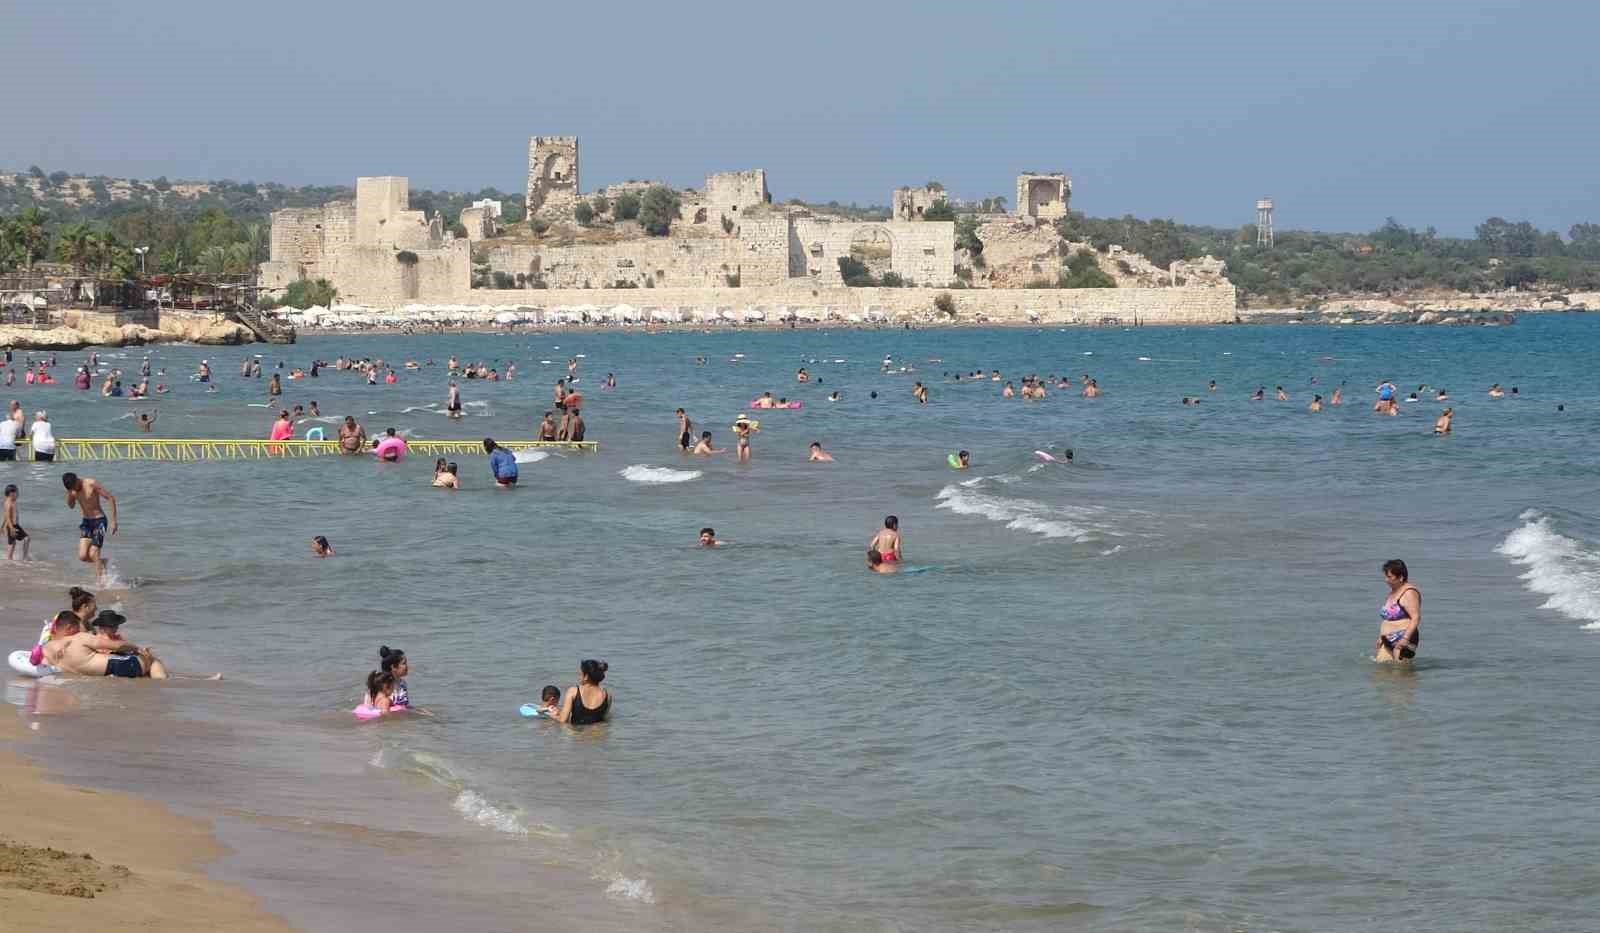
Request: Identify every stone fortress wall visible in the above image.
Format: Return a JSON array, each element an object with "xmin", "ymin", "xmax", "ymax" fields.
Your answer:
[
  {"xmin": 261, "ymin": 134, "xmax": 1235, "ymax": 317},
  {"xmin": 260, "ymin": 176, "xmax": 468, "ymax": 305},
  {"xmin": 432, "ymin": 283, "xmax": 1239, "ymax": 325}
]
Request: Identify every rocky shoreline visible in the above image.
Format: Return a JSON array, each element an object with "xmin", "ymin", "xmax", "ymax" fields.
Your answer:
[{"xmin": 0, "ymin": 310, "xmax": 253, "ymax": 350}]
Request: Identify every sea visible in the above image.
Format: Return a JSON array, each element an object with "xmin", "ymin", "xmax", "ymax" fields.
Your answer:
[{"xmin": 3, "ymin": 315, "xmax": 1599, "ymax": 932}]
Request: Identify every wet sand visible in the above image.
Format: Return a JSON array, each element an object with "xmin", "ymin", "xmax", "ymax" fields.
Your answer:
[{"xmin": 0, "ymin": 715, "xmax": 291, "ymax": 933}]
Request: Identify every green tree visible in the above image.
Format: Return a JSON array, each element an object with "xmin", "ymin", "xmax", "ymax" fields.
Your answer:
[
  {"xmin": 1569, "ymin": 223, "xmax": 1600, "ymax": 261},
  {"xmin": 47, "ymin": 171, "xmax": 69, "ymax": 188},
  {"xmin": 152, "ymin": 176, "xmax": 171, "ymax": 192},
  {"xmin": 574, "ymin": 201, "xmax": 595, "ymax": 225},
  {"xmin": 922, "ymin": 198, "xmax": 955, "ymax": 222},
  {"xmin": 55, "ymin": 222, "xmax": 95, "ymax": 270},
  {"xmin": 1060, "ymin": 249, "xmax": 1116, "ymax": 288},
  {"xmin": 276, "ymin": 278, "xmax": 337, "ymax": 309},
  {"xmin": 27, "ymin": 166, "xmax": 45, "ymax": 180},
  {"xmin": 590, "ymin": 195, "xmax": 609, "ymax": 216},
  {"xmin": 955, "ymin": 215, "xmax": 983, "ymax": 254},
  {"xmin": 638, "ymin": 185, "xmax": 680, "ymax": 237},
  {"xmin": 837, "ymin": 256, "xmax": 874, "ymax": 286},
  {"xmin": 2, "ymin": 207, "xmax": 51, "ymax": 271},
  {"xmin": 613, "ymin": 192, "xmax": 641, "ymax": 221}
]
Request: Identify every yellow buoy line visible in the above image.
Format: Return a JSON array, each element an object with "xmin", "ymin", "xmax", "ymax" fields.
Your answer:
[{"xmin": 12, "ymin": 438, "xmax": 597, "ymax": 462}]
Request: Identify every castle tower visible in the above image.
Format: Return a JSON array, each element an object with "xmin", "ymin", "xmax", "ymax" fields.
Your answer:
[{"xmin": 526, "ymin": 136, "xmax": 579, "ymax": 221}]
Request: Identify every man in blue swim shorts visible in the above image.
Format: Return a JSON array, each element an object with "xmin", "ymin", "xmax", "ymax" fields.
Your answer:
[{"xmin": 63, "ymin": 472, "xmax": 117, "ymax": 581}]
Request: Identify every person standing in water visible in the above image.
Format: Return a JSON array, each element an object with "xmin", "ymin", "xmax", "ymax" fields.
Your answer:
[
  {"xmin": 1434, "ymin": 408, "xmax": 1453, "ymax": 435},
  {"xmin": 446, "ymin": 380, "xmax": 463, "ymax": 420},
  {"xmin": 732, "ymin": 415, "xmax": 757, "ymax": 463},
  {"xmin": 3, "ymin": 483, "xmax": 29, "ymax": 560},
  {"xmin": 62, "ymin": 473, "xmax": 117, "ymax": 580},
  {"xmin": 1375, "ymin": 559, "xmax": 1421, "ymax": 662},
  {"xmin": 675, "ymin": 409, "xmax": 693, "ymax": 452},
  {"xmin": 869, "ymin": 516, "xmax": 902, "ymax": 563},
  {"xmin": 550, "ymin": 659, "xmax": 610, "ymax": 725}
]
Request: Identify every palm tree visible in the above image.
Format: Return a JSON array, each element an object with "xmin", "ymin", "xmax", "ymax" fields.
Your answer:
[
  {"xmin": 160, "ymin": 243, "xmax": 187, "ymax": 274},
  {"xmin": 224, "ymin": 241, "xmax": 254, "ymax": 274},
  {"xmin": 56, "ymin": 222, "xmax": 94, "ymax": 271},
  {"xmin": 12, "ymin": 207, "xmax": 51, "ymax": 272},
  {"xmin": 200, "ymin": 245, "xmax": 228, "ymax": 276},
  {"xmin": 243, "ymin": 223, "xmax": 267, "ymax": 264}
]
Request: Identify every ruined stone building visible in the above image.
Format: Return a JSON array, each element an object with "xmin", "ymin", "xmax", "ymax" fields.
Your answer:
[
  {"xmin": 892, "ymin": 184, "xmax": 946, "ymax": 220},
  {"xmin": 258, "ymin": 175, "xmax": 468, "ymax": 304},
  {"xmin": 260, "ymin": 137, "xmax": 1093, "ymax": 304},
  {"xmin": 1016, "ymin": 173, "xmax": 1071, "ymax": 220}
]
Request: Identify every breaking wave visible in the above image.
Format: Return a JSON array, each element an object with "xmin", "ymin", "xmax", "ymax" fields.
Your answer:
[
  {"xmin": 1497, "ymin": 509, "xmax": 1600, "ymax": 629},
  {"xmin": 934, "ymin": 485, "xmax": 1105, "ymax": 541},
  {"xmin": 619, "ymin": 465, "xmax": 701, "ymax": 484}
]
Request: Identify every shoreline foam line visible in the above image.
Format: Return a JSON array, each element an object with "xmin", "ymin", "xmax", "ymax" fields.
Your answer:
[{"xmin": 13, "ymin": 438, "xmax": 597, "ymax": 461}]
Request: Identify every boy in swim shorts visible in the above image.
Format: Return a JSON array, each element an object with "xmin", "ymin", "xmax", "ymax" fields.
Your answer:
[
  {"xmin": 62, "ymin": 472, "xmax": 116, "ymax": 579},
  {"xmin": 3, "ymin": 483, "xmax": 27, "ymax": 560}
]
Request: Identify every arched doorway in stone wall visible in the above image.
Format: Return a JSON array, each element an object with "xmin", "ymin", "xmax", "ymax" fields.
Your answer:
[
  {"xmin": 542, "ymin": 154, "xmax": 571, "ymax": 184},
  {"xmin": 848, "ymin": 226, "xmax": 896, "ymax": 281}
]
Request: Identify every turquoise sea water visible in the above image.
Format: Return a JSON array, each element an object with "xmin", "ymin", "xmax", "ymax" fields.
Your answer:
[{"xmin": 4, "ymin": 316, "xmax": 1600, "ymax": 931}]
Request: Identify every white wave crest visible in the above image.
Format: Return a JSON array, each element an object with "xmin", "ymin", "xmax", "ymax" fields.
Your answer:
[
  {"xmin": 514, "ymin": 450, "xmax": 549, "ymax": 464},
  {"xmin": 934, "ymin": 486, "xmax": 1102, "ymax": 541},
  {"xmin": 619, "ymin": 465, "xmax": 702, "ymax": 484},
  {"xmin": 452, "ymin": 790, "xmax": 529, "ymax": 836},
  {"xmin": 603, "ymin": 874, "xmax": 657, "ymax": 904},
  {"xmin": 1496, "ymin": 510, "xmax": 1600, "ymax": 629}
]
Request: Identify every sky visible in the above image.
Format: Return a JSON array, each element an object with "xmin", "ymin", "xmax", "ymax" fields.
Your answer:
[{"xmin": 2, "ymin": 0, "xmax": 1595, "ymax": 236}]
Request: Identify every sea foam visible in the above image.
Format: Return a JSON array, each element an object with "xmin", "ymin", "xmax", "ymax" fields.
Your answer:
[
  {"xmin": 619, "ymin": 465, "xmax": 702, "ymax": 484},
  {"xmin": 452, "ymin": 789, "xmax": 530, "ymax": 836},
  {"xmin": 1497, "ymin": 509, "xmax": 1600, "ymax": 629},
  {"xmin": 934, "ymin": 485, "xmax": 1100, "ymax": 541}
]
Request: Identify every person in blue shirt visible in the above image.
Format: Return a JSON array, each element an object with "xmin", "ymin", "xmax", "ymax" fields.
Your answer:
[{"xmin": 484, "ymin": 438, "xmax": 518, "ymax": 487}]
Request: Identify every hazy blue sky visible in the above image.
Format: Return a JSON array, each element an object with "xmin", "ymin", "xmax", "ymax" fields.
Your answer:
[{"xmin": 3, "ymin": 0, "xmax": 1593, "ymax": 235}]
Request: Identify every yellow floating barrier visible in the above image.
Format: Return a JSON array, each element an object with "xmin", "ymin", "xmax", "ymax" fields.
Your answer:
[{"xmin": 15, "ymin": 439, "xmax": 596, "ymax": 462}]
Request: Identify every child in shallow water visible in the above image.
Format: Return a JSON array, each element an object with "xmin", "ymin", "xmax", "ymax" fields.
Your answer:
[
  {"xmin": 364, "ymin": 671, "xmax": 397, "ymax": 713},
  {"xmin": 537, "ymin": 685, "xmax": 560, "ymax": 716}
]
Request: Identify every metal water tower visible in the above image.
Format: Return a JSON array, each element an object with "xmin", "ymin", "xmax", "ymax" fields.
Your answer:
[{"xmin": 1256, "ymin": 198, "xmax": 1274, "ymax": 248}]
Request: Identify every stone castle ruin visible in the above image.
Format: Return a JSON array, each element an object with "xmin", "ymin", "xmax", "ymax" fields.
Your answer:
[
  {"xmin": 259, "ymin": 175, "xmax": 469, "ymax": 304},
  {"xmin": 1016, "ymin": 173, "xmax": 1070, "ymax": 220},
  {"xmin": 258, "ymin": 136, "xmax": 1234, "ymax": 322}
]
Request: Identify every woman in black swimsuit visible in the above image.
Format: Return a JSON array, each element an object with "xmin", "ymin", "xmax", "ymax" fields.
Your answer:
[{"xmin": 552, "ymin": 659, "xmax": 610, "ymax": 725}]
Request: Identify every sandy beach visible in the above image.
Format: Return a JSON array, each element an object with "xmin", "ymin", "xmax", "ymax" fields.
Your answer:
[{"xmin": 0, "ymin": 715, "xmax": 291, "ymax": 933}]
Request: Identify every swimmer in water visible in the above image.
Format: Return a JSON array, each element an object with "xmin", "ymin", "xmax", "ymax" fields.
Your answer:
[
  {"xmin": 913, "ymin": 382, "xmax": 928, "ymax": 404},
  {"xmin": 1276, "ymin": 386, "xmax": 1288, "ymax": 401},
  {"xmin": 1331, "ymin": 385, "xmax": 1343, "ymax": 406},
  {"xmin": 1309, "ymin": 394, "xmax": 1323, "ymax": 413},
  {"xmin": 1208, "ymin": 379, "xmax": 1217, "ymax": 392},
  {"xmin": 692, "ymin": 431, "xmax": 725, "ymax": 456},
  {"xmin": 828, "ymin": 391, "xmax": 840, "ymax": 401},
  {"xmin": 135, "ymin": 411, "xmax": 157, "ymax": 432},
  {"xmin": 698, "ymin": 527, "xmax": 723, "ymax": 547},
  {"xmin": 1488, "ymin": 383, "xmax": 1504, "ymax": 398},
  {"xmin": 1375, "ymin": 558, "xmax": 1420, "ymax": 662},
  {"xmin": 869, "ymin": 516, "xmax": 902, "ymax": 563},
  {"xmin": 1251, "ymin": 386, "xmax": 1265, "ymax": 401},
  {"xmin": 1435, "ymin": 389, "xmax": 1448, "ymax": 401},
  {"xmin": 1433, "ymin": 407, "xmax": 1453, "ymax": 435},
  {"xmin": 865, "ymin": 549, "xmax": 897, "ymax": 574},
  {"xmin": 952, "ymin": 450, "xmax": 970, "ymax": 470},
  {"xmin": 311, "ymin": 535, "xmax": 334, "ymax": 557},
  {"xmin": 808, "ymin": 441, "xmax": 834, "ymax": 462}
]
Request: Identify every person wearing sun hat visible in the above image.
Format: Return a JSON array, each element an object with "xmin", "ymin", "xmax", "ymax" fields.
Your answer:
[{"xmin": 731, "ymin": 413, "xmax": 759, "ymax": 463}]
